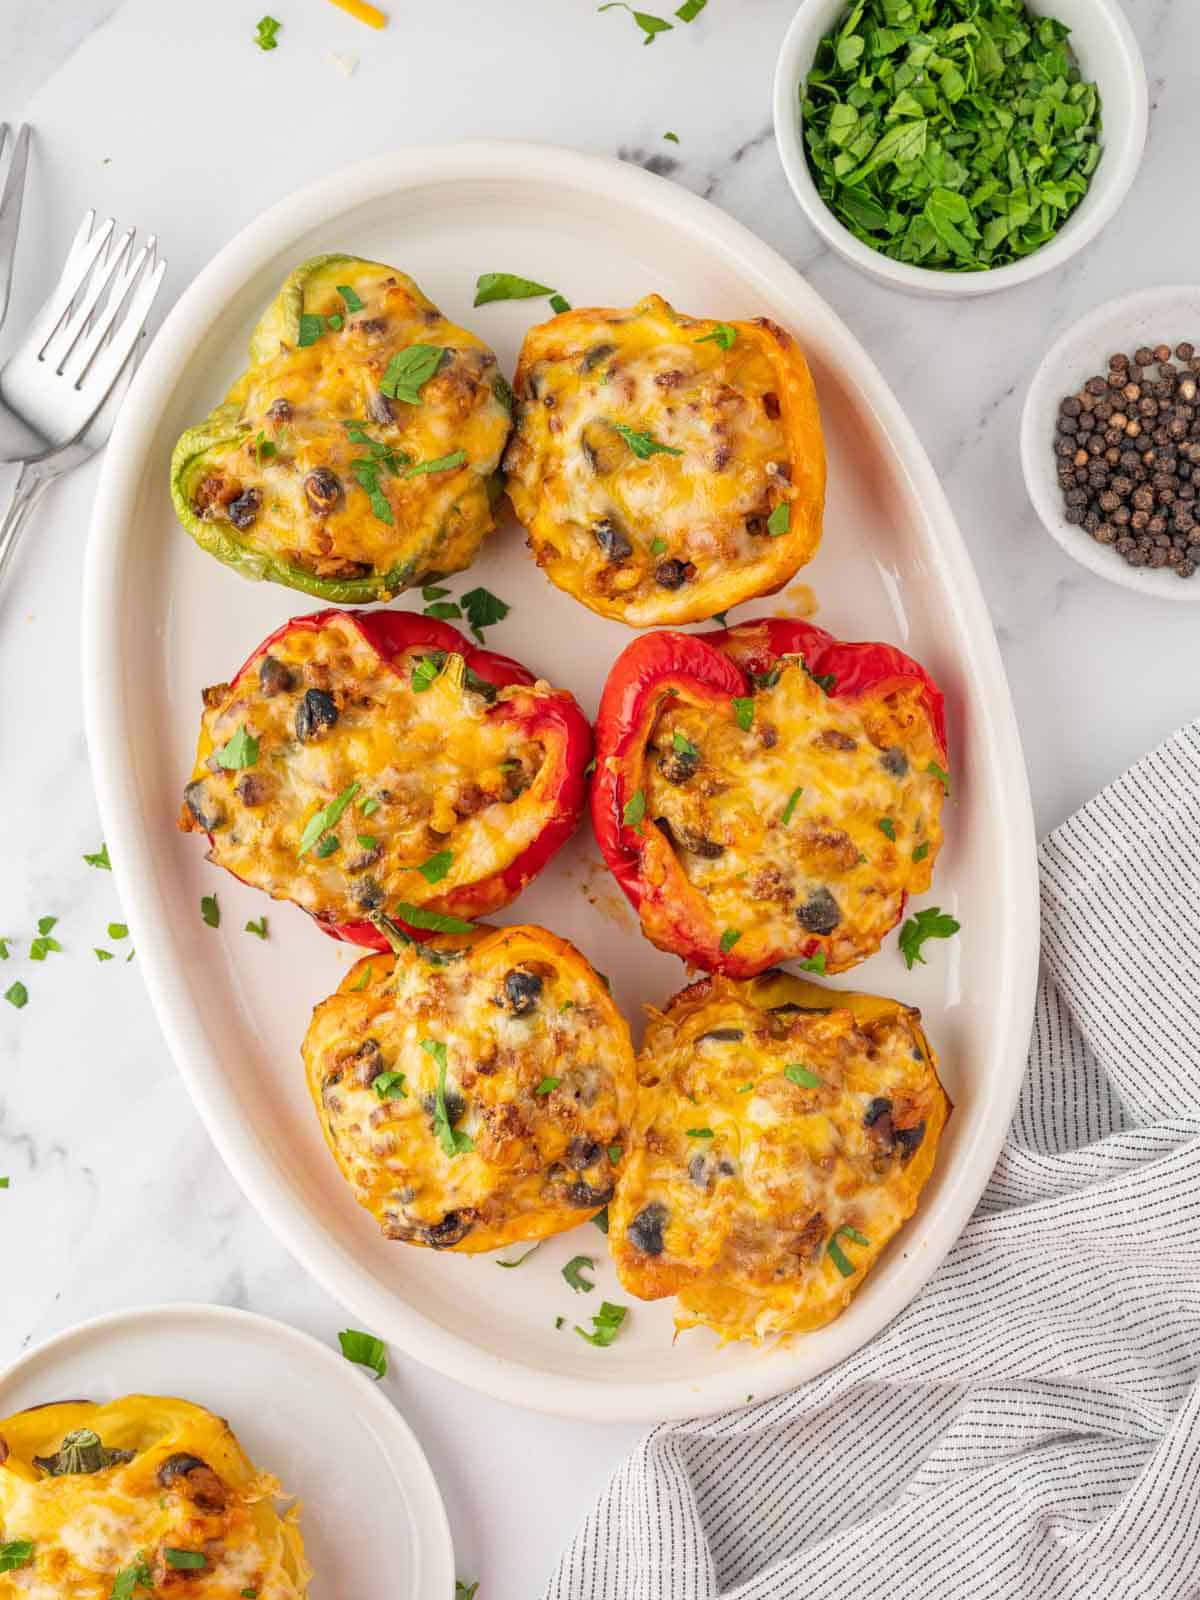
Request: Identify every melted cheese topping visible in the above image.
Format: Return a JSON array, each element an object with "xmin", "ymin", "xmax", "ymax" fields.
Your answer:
[
  {"xmin": 640, "ymin": 661, "xmax": 945, "ymax": 972},
  {"xmin": 609, "ymin": 974, "xmax": 949, "ymax": 1342},
  {"xmin": 504, "ymin": 294, "xmax": 825, "ymax": 625},
  {"xmin": 182, "ymin": 615, "xmax": 565, "ymax": 926},
  {"xmin": 176, "ymin": 258, "xmax": 511, "ymax": 592},
  {"xmin": 303, "ymin": 925, "xmax": 636, "ymax": 1251},
  {"xmin": 0, "ymin": 1399, "xmax": 309, "ymax": 1599}
]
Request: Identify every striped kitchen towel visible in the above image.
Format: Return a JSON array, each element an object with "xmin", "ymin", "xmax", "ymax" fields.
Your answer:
[{"xmin": 546, "ymin": 722, "xmax": 1200, "ymax": 1600}]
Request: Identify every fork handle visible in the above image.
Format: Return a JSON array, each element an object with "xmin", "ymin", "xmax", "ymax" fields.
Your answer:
[{"xmin": 0, "ymin": 459, "xmax": 57, "ymax": 597}]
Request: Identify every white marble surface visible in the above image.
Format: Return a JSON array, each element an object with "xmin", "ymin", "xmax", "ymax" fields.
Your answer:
[{"xmin": 0, "ymin": 0, "xmax": 1196, "ymax": 1594}]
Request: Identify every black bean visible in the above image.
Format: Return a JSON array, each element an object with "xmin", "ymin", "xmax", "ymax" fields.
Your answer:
[
  {"xmin": 863, "ymin": 1097, "xmax": 892, "ymax": 1127},
  {"xmin": 258, "ymin": 653, "xmax": 293, "ymax": 697},
  {"xmin": 894, "ymin": 1122, "xmax": 926, "ymax": 1161},
  {"xmin": 566, "ymin": 1138, "xmax": 603, "ymax": 1170},
  {"xmin": 699, "ymin": 1028, "xmax": 745, "ymax": 1043},
  {"xmin": 796, "ymin": 887, "xmax": 840, "ymax": 936},
  {"xmin": 655, "ymin": 558, "xmax": 693, "ymax": 589},
  {"xmin": 227, "ymin": 488, "xmax": 261, "ymax": 529},
  {"xmin": 628, "ymin": 1202, "xmax": 668, "ymax": 1256},
  {"xmin": 879, "ymin": 745, "xmax": 909, "ymax": 778},
  {"xmin": 183, "ymin": 779, "xmax": 224, "ymax": 832},
  {"xmin": 567, "ymin": 1178, "xmax": 615, "ymax": 1208},
  {"xmin": 593, "ymin": 517, "xmax": 632, "ymax": 562},
  {"xmin": 295, "ymin": 688, "xmax": 338, "ymax": 741},
  {"xmin": 678, "ymin": 827, "xmax": 724, "ymax": 859},
  {"xmin": 580, "ymin": 342, "xmax": 616, "ymax": 373},
  {"xmin": 657, "ymin": 746, "xmax": 699, "ymax": 784},
  {"xmin": 156, "ymin": 1454, "xmax": 209, "ymax": 1487},
  {"xmin": 502, "ymin": 967, "xmax": 543, "ymax": 1015},
  {"xmin": 426, "ymin": 1211, "xmax": 475, "ymax": 1248},
  {"xmin": 366, "ymin": 389, "xmax": 394, "ymax": 425},
  {"xmin": 304, "ymin": 467, "xmax": 341, "ymax": 514}
]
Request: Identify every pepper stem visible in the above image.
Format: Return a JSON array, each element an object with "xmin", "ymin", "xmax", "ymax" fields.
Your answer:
[{"xmin": 369, "ymin": 910, "xmax": 415, "ymax": 958}]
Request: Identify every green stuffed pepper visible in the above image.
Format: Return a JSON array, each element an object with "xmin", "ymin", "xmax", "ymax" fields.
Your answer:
[{"xmin": 170, "ymin": 254, "xmax": 513, "ymax": 604}]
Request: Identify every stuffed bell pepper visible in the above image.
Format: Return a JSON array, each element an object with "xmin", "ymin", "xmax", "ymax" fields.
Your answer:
[
  {"xmin": 171, "ymin": 255, "xmax": 513, "ymax": 604},
  {"xmin": 608, "ymin": 969, "xmax": 950, "ymax": 1342},
  {"xmin": 591, "ymin": 618, "xmax": 948, "ymax": 976},
  {"xmin": 179, "ymin": 608, "xmax": 591, "ymax": 948},
  {"xmin": 504, "ymin": 293, "xmax": 826, "ymax": 626},
  {"xmin": 303, "ymin": 919, "xmax": 636, "ymax": 1250},
  {"xmin": 0, "ymin": 1396, "xmax": 310, "ymax": 1596}
]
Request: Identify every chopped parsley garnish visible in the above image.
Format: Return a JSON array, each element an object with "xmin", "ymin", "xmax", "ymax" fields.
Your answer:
[
  {"xmin": 404, "ymin": 449, "xmax": 467, "ymax": 478},
  {"xmin": 411, "ymin": 654, "xmax": 441, "ymax": 692},
  {"xmin": 297, "ymin": 312, "xmax": 344, "ymax": 347},
  {"xmin": 427, "ymin": 1043, "xmax": 475, "ymax": 1156},
  {"xmin": 240, "ymin": 915, "xmax": 268, "ymax": 941},
  {"xmin": 350, "ymin": 961, "xmax": 373, "ymax": 992},
  {"xmin": 344, "ymin": 424, "xmax": 409, "ymax": 524},
  {"xmin": 95, "ymin": 948, "xmax": 114, "ymax": 961},
  {"xmin": 912, "ymin": 841, "xmax": 930, "ymax": 863},
  {"xmin": 695, "ymin": 322, "xmax": 736, "ymax": 349},
  {"xmin": 664, "ymin": 130, "xmax": 680, "ymax": 143},
  {"xmin": 613, "ymin": 422, "xmax": 682, "ymax": 460},
  {"xmin": 315, "ymin": 836, "xmax": 340, "ymax": 859},
  {"xmin": 84, "ymin": 842, "xmax": 111, "ymax": 869},
  {"xmin": 372, "ymin": 1070, "xmax": 407, "ymax": 1101},
  {"xmin": 456, "ymin": 1584, "xmax": 481, "ymax": 1600},
  {"xmin": 719, "ymin": 928, "xmax": 742, "ymax": 954},
  {"xmin": 827, "ymin": 1225, "xmax": 870, "ymax": 1279},
  {"xmin": 253, "ymin": 14, "xmax": 281, "ymax": 49},
  {"xmin": 496, "ymin": 1243, "xmax": 541, "ymax": 1268},
  {"xmin": 736, "ymin": 1081, "xmax": 755, "ymax": 1094},
  {"xmin": 575, "ymin": 1300, "xmax": 628, "ymax": 1346},
  {"xmin": 784, "ymin": 1064, "xmax": 822, "ymax": 1088},
  {"xmin": 356, "ymin": 835, "xmax": 378, "ymax": 851},
  {"xmin": 673, "ymin": 731, "xmax": 700, "ymax": 759},
  {"xmin": 338, "ymin": 1327, "xmax": 388, "ymax": 1379},
  {"xmin": 767, "ymin": 502, "xmax": 791, "ymax": 537},
  {"xmin": 460, "ymin": 586, "xmax": 510, "ymax": 642},
  {"xmin": 598, "ymin": 3, "xmax": 673, "ymax": 44},
  {"xmin": 623, "ymin": 789, "xmax": 647, "ymax": 828},
  {"xmin": 4, "ymin": 981, "xmax": 28, "ymax": 1009},
  {"xmin": 474, "ymin": 271, "xmax": 556, "ymax": 305},
  {"xmin": 165, "ymin": 1550, "xmax": 207, "ymax": 1571},
  {"xmin": 38, "ymin": 916, "xmax": 56, "ymax": 935},
  {"xmin": 686, "ymin": 1126, "xmax": 715, "ymax": 1138},
  {"xmin": 393, "ymin": 903, "xmax": 475, "ymax": 934},
  {"xmin": 200, "ymin": 894, "xmax": 220, "ymax": 929},
  {"xmin": 110, "ymin": 1555, "xmax": 154, "ymax": 1597},
  {"xmin": 30, "ymin": 917, "xmax": 62, "ymax": 960},
  {"xmin": 676, "ymin": 0, "xmax": 706, "ymax": 17},
  {"xmin": 806, "ymin": 665, "xmax": 837, "ymax": 693},
  {"xmin": 563, "ymin": 1255, "xmax": 596, "ymax": 1293},
  {"xmin": 360, "ymin": 796, "xmax": 381, "ymax": 817},
  {"xmin": 592, "ymin": 1206, "xmax": 610, "ymax": 1234},
  {"xmin": 298, "ymin": 781, "xmax": 360, "ymax": 856},
  {"xmin": 710, "ymin": 611, "xmax": 729, "ymax": 627},
  {"xmin": 650, "ymin": 537, "xmax": 668, "ymax": 555},
  {"xmin": 731, "ymin": 696, "xmax": 754, "ymax": 731},
  {"xmin": 0, "ymin": 1541, "xmax": 34, "ymax": 1572},
  {"xmin": 380, "ymin": 343, "xmax": 446, "ymax": 404},
  {"xmin": 0, "ymin": 1178, "xmax": 8, "ymax": 1188},
  {"xmin": 608, "ymin": 1144, "xmax": 623, "ymax": 1162},
  {"xmin": 337, "ymin": 284, "xmax": 365, "ymax": 312},
  {"xmin": 898, "ymin": 906, "xmax": 961, "ymax": 970},
  {"xmin": 927, "ymin": 760, "xmax": 951, "ymax": 794},
  {"xmin": 554, "ymin": 1316, "xmax": 565, "ymax": 1329},
  {"xmin": 535, "ymin": 1076, "xmax": 561, "ymax": 1095},
  {"xmin": 549, "ymin": 292, "xmax": 572, "ymax": 314},
  {"xmin": 878, "ymin": 817, "xmax": 896, "ymax": 841},
  {"xmin": 417, "ymin": 850, "xmax": 453, "ymax": 884},
  {"xmin": 216, "ymin": 724, "xmax": 259, "ymax": 770},
  {"xmin": 255, "ymin": 430, "xmax": 276, "ymax": 465},
  {"xmin": 797, "ymin": 951, "xmax": 827, "ymax": 975},
  {"xmin": 423, "ymin": 585, "xmax": 451, "ymax": 601},
  {"xmin": 424, "ymin": 600, "xmax": 462, "ymax": 621},
  {"xmin": 0, "ymin": 937, "xmax": 8, "ymax": 960},
  {"xmin": 781, "ymin": 786, "xmax": 803, "ymax": 824}
]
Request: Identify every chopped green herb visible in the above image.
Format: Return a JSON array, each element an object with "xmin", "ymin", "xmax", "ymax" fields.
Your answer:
[
  {"xmin": 664, "ymin": 130, "xmax": 680, "ymax": 143},
  {"xmin": 719, "ymin": 928, "xmax": 742, "ymax": 954},
  {"xmin": 0, "ymin": 937, "xmax": 7, "ymax": 960},
  {"xmin": 423, "ymin": 600, "xmax": 462, "ymax": 621},
  {"xmin": 326, "ymin": 313, "xmax": 344, "ymax": 331},
  {"xmin": 349, "ymin": 453, "xmax": 397, "ymax": 526},
  {"xmin": 255, "ymin": 431, "xmax": 276, "ymax": 465},
  {"xmin": 242, "ymin": 1591, "xmax": 259, "ymax": 1599},
  {"xmin": 0, "ymin": 1178, "xmax": 8, "ymax": 1189},
  {"xmin": 535, "ymin": 1076, "xmax": 561, "ymax": 1095},
  {"xmin": 244, "ymin": 917, "xmax": 268, "ymax": 940},
  {"xmin": 676, "ymin": 0, "xmax": 705, "ymax": 16},
  {"xmin": 338, "ymin": 1328, "xmax": 388, "ymax": 1379},
  {"xmin": 417, "ymin": 850, "xmax": 453, "ymax": 885},
  {"xmin": 807, "ymin": 666, "xmax": 836, "ymax": 693},
  {"xmin": 455, "ymin": 1584, "xmax": 480, "ymax": 1600},
  {"xmin": 496, "ymin": 1243, "xmax": 541, "ymax": 1268},
  {"xmin": 404, "ymin": 449, "xmax": 467, "ymax": 478},
  {"xmin": 912, "ymin": 841, "xmax": 930, "ymax": 863},
  {"xmin": 297, "ymin": 313, "xmax": 324, "ymax": 347},
  {"xmin": 84, "ymin": 843, "xmax": 111, "ymax": 870},
  {"xmin": 216, "ymin": 724, "xmax": 259, "ymax": 770},
  {"xmin": 337, "ymin": 284, "xmax": 365, "ymax": 312},
  {"xmin": 393, "ymin": 902, "xmax": 474, "ymax": 934},
  {"xmin": 710, "ymin": 611, "xmax": 729, "ymax": 627},
  {"xmin": 797, "ymin": 951, "xmax": 827, "ymax": 975},
  {"xmin": 37, "ymin": 914, "xmax": 57, "ymax": 936},
  {"xmin": 29, "ymin": 933, "xmax": 62, "ymax": 961},
  {"xmin": 411, "ymin": 655, "xmax": 441, "ymax": 693},
  {"xmin": 110, "ymin": 1555, "xmax": 154, "ymax": 1598},
  {"xmin": 575, "ymin": 1300, "xmax": 628, "ymax": 1346},
  {"xmin": 298, "ymin": 781, "xmax": 360, "ymax": 856},
  {"xmin": 360, "ymin": 796, "xmax": 381, "ymax": 817},
  {"xmin": 623, "ymin": 789, "xmax": 646, "ymax": 828},
  {"xmin": 254, "ymin": 14, "xmax": 281, "ymax": 49},
  {"xmin": 549, "ymin": 293, "xmax": 571, "ymax": 314},
  {"xmin": 555, "ymin": 1316, "xmax": 565, "ymax": 1330},
  {"xmin": 686, "ymin": 1126, "xmax": 715, "ymax": 1138},
  {"xmin": 927, "ymin": 760, "xmax": 951, "ymax": 794},
  {"xmin": 592, "ymin": 1206, "xmax": 610, "ymax": 1235},
  {"xmin": 613, "ymin": 422, "xmax": 682, "ymax": 460},
  {"xmin": 736, "ymin": 1081, "xmax": 755, "ymax": 1094},
  {"xmin": 785, "ymin": 1064, "xmax": 822, "ymax": 1088},
  {"xmin": 563, "ymin": 1255, "xmax": 596, "ymax": 1293},
  {"xmin": 350, "ymin": 961, "xmax": 373, "ymax": 992},
  {"xmin": 107, "ymin": 922, "xmax": 128, "ymax": 940},
  {"xmin": 423, "ymin": 585, "xmax": 451, "ymax": 601},
  {"xmin": 732, "ymin": 697, "xmax": 754, "ymax": 732},
  {"xmin": 315, "ymin": 835, "xmax": 339, "ymax": 859},
  {"xmin": 429, "ymin": 1049, "xmax": 475, "ymax": 1157},
  {"xmin": 608, "ymin": 1145, "xmax": 623, "ymax": 1163},
  {"xmin": 95, "ymin": 948, "xmax": 114, "ymax": 962},
  {"xmin": 650, "ymin": 537, "xmax": 668, "ymax": 555},
  {"xmin": 460, "ymin": 586, "xmax": 510, "ymax": 642},
  {"xmin": 767, "ymin": 502, "xmax": 791, "ymax": 537},
  {"xmin": 200, "ymin": 894, "xmax": 220, "ymax": 929},
  {"xmin": 898, "ymin": 906, "xmax": 961, "ymax": 970},
  {"xmin": 474, "ymin": 272, "xmax": 555, "ymax": 306},
  {"xmin": 356, "ymin": 835, "xmax": 378, "ymax": 852},
  {"xmin": 828, "ymin": 1224, "xmax": 870, "ymax": 1279},
  {"xmin": 584, "ymin": 757, "xmax": 597, "ymax": 777},
  {"xmin": 673, "ymin": 731, "xmax": 700, "ymax": 759},
  {"xmin": 781, "ymin": 786, "xmax": 804, "ymax": 824},
  {"xmin": 695, "ymin": 322, "xmax": 736, "ymax": 350},
  {"xmin": 372, "ymin": 1070, "xmax": 407, "ymax": 1101},
  {"xmin": 165, "ymin": 1550, "xmax": 207, "ymax": 1571},
  {"xmin": 5, "ymin": 981, "xmax": 28, "ymax": 1008},
  {"xmin": 0, "ymin": 1541, "xmax": 34, "ymax": 1572},
  {"xmin": 599, "ymin": 3, "xmax": 673, "ymax": 44},
  {"xmin": 878, "ymin": 817, "xmax": 897, "ymax": 841},
  {"xmin": 380, "ymin": 343, "xmax": 446, "ymax": 404}
]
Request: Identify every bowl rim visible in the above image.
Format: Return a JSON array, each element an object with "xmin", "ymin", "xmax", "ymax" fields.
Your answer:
[
  {"xmin": 1020, "ymin": 282, "xmax": 1200, "ymax": 602},
  {"xmin": 772, "ymin": 0, "xmax": 1149, "ymax": 298}
]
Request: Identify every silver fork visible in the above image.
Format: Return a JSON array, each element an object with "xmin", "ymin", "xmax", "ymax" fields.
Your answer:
[{"xmin": 0, "ymin": 208, "xmax": 166, "ymax": 463}]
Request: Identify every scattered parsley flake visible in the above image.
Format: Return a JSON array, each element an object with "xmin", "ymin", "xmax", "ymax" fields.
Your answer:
[
  {"xmin": 5, "ymin": 980, "xmax": 28, "ymax": 1008},
  {"xmin": 244, "ymin": 917, "xmax": 268, "ymax": 940},
  {"xmin": 535, "ymin": 1076, "xmax": 561, "ymax": 1095},
  {"xmin": 798, "ymin": 951, "xmax": 827, "ymax": 975},
  {"xmin": 460, "ymin": 586, "xmax": 510, "ymax": 642},
  {"xmin": 255, "ymin": 431, "xmax": 276, "ymax": 465},
  {"xmin": 474, "ymin": 272, "xmax": 555, "ymax": 306},
  {"xmin": 732, "ymin": 696, "xmax": 754, "ymax": 731},
  {"xmin": 95, "ymin": 948, "xmax": 114, "ymax": 962},
  {"xmin": 676, "ymin": 0, "xmax": 705, "ymax": 16},
  {"xmin": 337, "ymin": 284, "xmax": 365, "ymax": 312},
  {"xmin": 828, "ymin": 1225, "xmax": 870, "ymax": 1279},
  {"xmin": 496, "ymin": 1243, "xmax": 541, "ymax": 1268},
  {"xmin": 423, "ymin": 600, "xmax": 462, "ymax": 621},
  {"xmin": 878, "ymin": 817, "xmax": 897, "ymax": 841},
  {"xmin": 0, "ymin": 1540, "xmax": 34, "ymax": 1572},
  {"xmin": 84, "ymin": 843, "xmax": 111, "ymax": 870},
  {"xmin": 372, "ymin": 1070, "xmax": 407, "ymax": 1101},
  {"xmin": 428, "ymin": 1045, "xmax": 475, "ymax": 1156},
  {"xmin": 719, "ymin": 928, "xmax": 742, "ymax": 954},
  {"xmin": 599, "ymin": 3, "xmax": 673, "ymax": 44},
  {"xmin": 664, "ymin": 130, "xmax": 680, "ymax": 143},
  {"xmin": 315, "ymin": 836, "xmax": 339, "ymax": 859},
  {"xmin": 549, "ymin": 292, "xmax": 572, "ymax": 314},
  {"xmin": 360, "ymin": 796, "xmax": 381, "ymax": 817},
  {"xmin": 350, "ymin": 962, "xmax": 373, "ymax": 992},
  {"xmin": 592, "ymin": 1206, "xmax": 610, "ymax": 1234},
  {"xmin": 165, "ymin": 1550, "xmax": 207, "ymax": 1572},
  {"xmin": 380, "ymin": 343, "xmax": 446, "ymax": 405},
  {"xmin": 216, "ymin": 724, "xmax": 259, "ymax": 770},
  {"xmin": 417, "ymin": 850, "xmax": 454, "ymax": 885},
  {"xmin": 785, "ymin": 1064, "xmax": 822, "ymax": 1088},
  {"xmin": 404, "ymin": 449, "xmax": 467, "ymax": 478},
  {"xmin": 623, "ymin": 789, "xmax": 647, "ymax": 828},
  {"xmin": 254, "ymin": 14, "xmax": 281, "ymax": 49},
  {"xmin": 767, "ymin": 502, "xmax": 791, "ymax": 537},
  {"xmin": 576, "ymin": 1300, "xmax": 628, "ymax": 1346},
  {"xmin": 608, "ymin": 1144, "xmax": 623, "ymax": 1162},
  {"xmin": 107, "ymin": 922, "xmax": 128, "ymax": 940},
  {"xmin": 338, "ymin": 1328, "xmax": 387, "ymax": 1379},
  {"xmin": 110, "ymin": 1555, "xmax": 154, "ymax": 1598},
  {"xmin": 613, "ymin": 422, "xmax": 682, "ymax": 459},
  {"xmin": 298, "ymin": 781, "xmax": 360, "ymax": 856},
  {"xmin": 650, "ymin": 537, "xmax": 668, "ymax": 555},
  {"xmin": 711, "ymin": 611, "xmax": 729, "ymax": 627},
  {"xmin": 695, "ymin": 322, "xmax": 737, "ymax": 350},
  {"xmin": 673, "ymin": 731, "xmax": 700, "ymax": 759},
  {"xmin": 686, "ymin": 1126, "xmax": 715, "ymax": 1138},
  {"xmin": 927, "ymin": 760, "xmax": 951, "ymax": 794},
  {"xmin": 563, "ymin": 1255, "xmax": 596, "ymax": 1293},
  {"xmin": 200, "ymin": 894, "xmax": 220, "ymax": 928},
  {"xmin": 913, "ymin": 841, "xmax": 931, "ymax": 863},
  {"xmin": 899, "ymin": 906, "xmax": 961, "ymax": 970},
  {"xmin": 393, "ymin": 903, "xmax": 474, "ymax": 933},
  {"xmin": 781, "ymin": 786, "xmax": 803, "ymax": 824},
  {"xmin": 456, "ymin": 1584, "xmax": 480, "ymax": 1600}
]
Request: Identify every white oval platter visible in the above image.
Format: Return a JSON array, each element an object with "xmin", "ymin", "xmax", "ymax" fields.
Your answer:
[
  {"xmin": 0, "ymin": 1304, "xmax": 454, "ymax": 1598},
  {"xmin": 82, "ymin": 141, "xmax": 1038, "ymax": 1422}
]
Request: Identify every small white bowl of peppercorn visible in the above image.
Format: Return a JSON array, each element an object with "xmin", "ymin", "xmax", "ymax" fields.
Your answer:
[
  {"xmin": 1020, "ymin": 286, "xmax": 1200, "ymax": 600},
  {"xmin": 774, "ymin": 0, "xmax": 1148, "ymax": 298}
]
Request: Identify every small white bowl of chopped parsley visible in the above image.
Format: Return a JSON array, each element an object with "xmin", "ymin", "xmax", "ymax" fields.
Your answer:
[{"xmin": 773, "ymin": 0, "xmax": 1147, "ymax": 297}]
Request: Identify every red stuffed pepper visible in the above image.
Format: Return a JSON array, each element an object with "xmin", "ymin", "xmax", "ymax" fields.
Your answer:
[
  {"xmin": 592, "ymin": 618, "xmax": 948, "ymax": 978},
  {"xmin": 180, "ymin": 608, "xmax": 592, "ymax": 949}
]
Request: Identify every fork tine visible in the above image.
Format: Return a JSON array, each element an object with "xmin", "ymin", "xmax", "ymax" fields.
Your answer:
[
  {"xmin": 64, "ymin": 234, "xmax": 155, "ymax": 387},
  {"xmin": 76, "ymin": 252, "xmax": 167, "ymax": 402},
  {"xmin": 21, "ymin": 212, "xmax": 113, "ymax": 359},
  {"xmin": 0, "ymin": 123, "xmax": 31, "ymax": 330},
  {"xmin": 47, "ymin": 225, "xmax": 134, "ymax": 374}
]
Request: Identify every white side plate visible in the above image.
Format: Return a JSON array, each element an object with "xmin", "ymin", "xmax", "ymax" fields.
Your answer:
[
  {"xmin": 0, "ymin": 1304, "xmax": 454, "ymax": 1598},
  {"xmin": 82, "ymin": 142, "xmax": 1039, "ymax": 1422}
]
